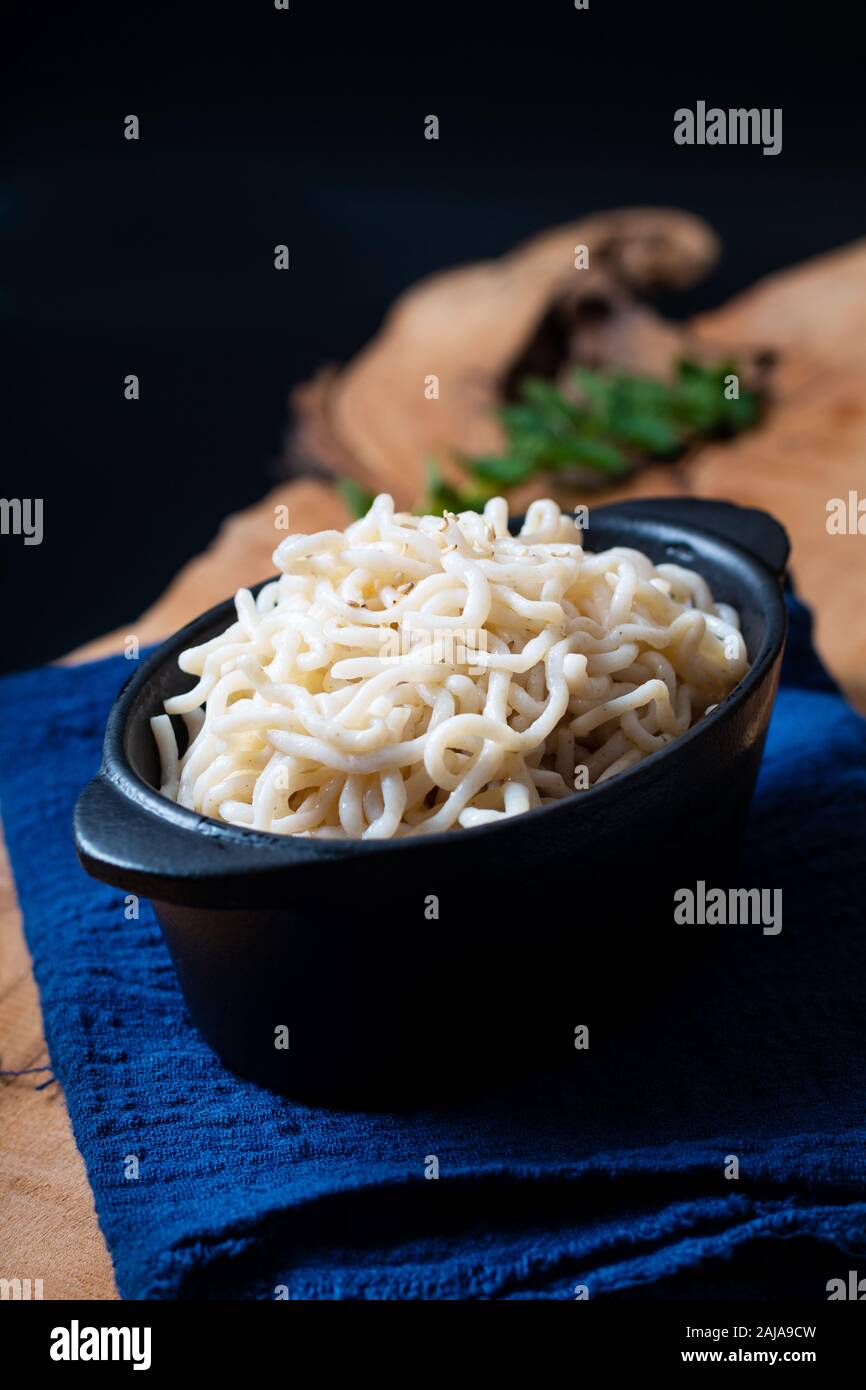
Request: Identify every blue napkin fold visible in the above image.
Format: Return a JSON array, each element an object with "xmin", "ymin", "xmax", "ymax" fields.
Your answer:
[{"xmin": 1, "ymin": 594, "xmax": 865, "ymax": 1300}]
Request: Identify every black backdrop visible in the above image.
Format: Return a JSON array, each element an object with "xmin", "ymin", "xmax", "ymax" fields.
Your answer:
[{"xmin": 3, "ymin": 0, "xmax": 863, "ymax": 671}]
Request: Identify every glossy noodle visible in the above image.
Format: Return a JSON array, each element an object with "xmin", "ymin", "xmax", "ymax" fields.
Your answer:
[{"xmin": 152, "ymin": 496, "xmax": 747, "ymax": 838}]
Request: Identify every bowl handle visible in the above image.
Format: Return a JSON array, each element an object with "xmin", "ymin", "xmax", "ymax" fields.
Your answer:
[
  {"xmin": 73, "ymin": 771, "xmax": 287, "ymax": 904},
  {"xmin": 74, "ymin": 772, "xmax": 186, "ymax": 896},
  {"xmin": 591, "ymin": 497, "xmax": 790, "ymax": 581}
]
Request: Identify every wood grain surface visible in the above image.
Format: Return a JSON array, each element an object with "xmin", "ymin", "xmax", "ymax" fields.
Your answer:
[{"xmin": 2, "ymin": 243, "xmax": 864, "ymax": 1300}]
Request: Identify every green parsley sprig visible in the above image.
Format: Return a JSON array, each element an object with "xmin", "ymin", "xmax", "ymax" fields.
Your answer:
[{"xmin": 338, "ymin": 359, "xmax": 762, "ymax": 518}]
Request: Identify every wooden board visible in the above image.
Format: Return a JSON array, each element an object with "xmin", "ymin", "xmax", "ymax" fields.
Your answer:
[
  {"xmin": 0, "ymin": 481, "xmax": 344, "ymax": 1301},
  {"xmin": 2, "ymin": 244, "xmax": 865, "ymax": 1299}
]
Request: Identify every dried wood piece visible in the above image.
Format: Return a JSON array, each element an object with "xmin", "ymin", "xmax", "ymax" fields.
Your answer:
[{"xmin": 290, "ymin": 208, "xmax": 740, "ymax": 506}]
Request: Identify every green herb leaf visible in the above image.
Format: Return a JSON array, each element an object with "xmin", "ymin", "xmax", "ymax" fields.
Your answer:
[
  {"xmin": 464, "ymin": 453, "xmax": 537, "ymax": 485},
  {"xmin": 422, "ymin": 458, "xmax": 489, "ymax": 514},
  {"xmin": 420, "ymin": 357, "xmax": 763, "ymax": 512},
  {"xmin": 337, "ymin": 478, "xmax": 376, "ymax": 519}
]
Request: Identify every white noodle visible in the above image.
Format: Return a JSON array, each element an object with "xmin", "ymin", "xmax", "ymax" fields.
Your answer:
[{"xmin": 152, "ymin": 495, "xmax": 748, "ymax": 838}]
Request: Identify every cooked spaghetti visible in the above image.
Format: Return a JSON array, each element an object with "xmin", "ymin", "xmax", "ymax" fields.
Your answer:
[{"xmin": 152, "ymin": 496, "xmax": 747, "ymax": 838}]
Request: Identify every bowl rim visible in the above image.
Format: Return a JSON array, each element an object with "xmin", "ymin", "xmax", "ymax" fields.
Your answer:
[{"xmin": 86, "ymin": 501, "xmax": 788, "ymax": 866}]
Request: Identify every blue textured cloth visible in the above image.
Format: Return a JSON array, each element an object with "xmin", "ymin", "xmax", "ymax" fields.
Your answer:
[{"xmin": 1, "ymin": 594, "xmax": 865, "ymax": 1300}]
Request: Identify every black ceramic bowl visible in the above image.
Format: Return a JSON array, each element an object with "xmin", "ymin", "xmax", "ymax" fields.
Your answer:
[{"xmin": 75, "ymin": 497, "xmax": 789, "ymax": 1104}]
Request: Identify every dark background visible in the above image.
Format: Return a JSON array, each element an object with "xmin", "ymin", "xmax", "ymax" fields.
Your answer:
[{"xmin": 3, "ymin": 0, "xmax": 863, "ymax": 672}]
